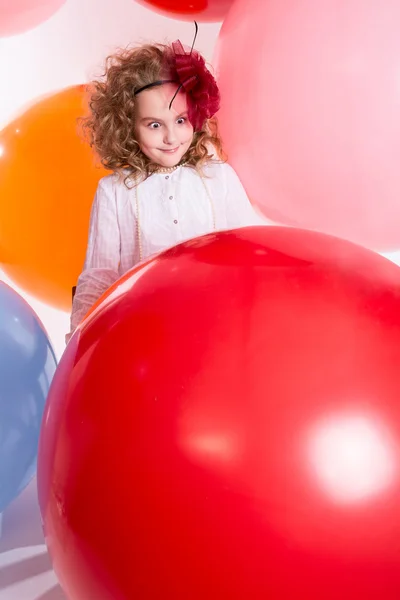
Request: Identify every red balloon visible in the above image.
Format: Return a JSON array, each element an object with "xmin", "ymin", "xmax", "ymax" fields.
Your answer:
[
  {"xmin": 38, "ymin": 227, "xmax": 400, "ymax": 599},
  {"xmin": 134, "ymin": 0, "xmax": 233, "ymax": 22}
]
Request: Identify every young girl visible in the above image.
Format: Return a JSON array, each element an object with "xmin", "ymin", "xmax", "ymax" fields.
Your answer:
[{"xmin": 68, "ymin": 25, "xmax": 265, "ymax": 340}]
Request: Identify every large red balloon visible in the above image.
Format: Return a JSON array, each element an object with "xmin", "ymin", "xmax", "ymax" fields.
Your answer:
[
  {"xmin": 134, "ymin": 0, "xmax": 233, "ymax": 22},
  {"xmin": 38, "ymin": 227, "xmax": 400, "ymax": 599},
  {"xmin": 216, "ymin": 0, "xmax": 400, "ymax": 250}
]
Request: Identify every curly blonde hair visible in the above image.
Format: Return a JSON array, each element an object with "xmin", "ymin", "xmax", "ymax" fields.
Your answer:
[{"xmin": 81, "ymin": 43, "xmax": 225, "ymax": 185}]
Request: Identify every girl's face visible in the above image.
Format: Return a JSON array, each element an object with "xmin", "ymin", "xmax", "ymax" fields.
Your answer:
[{"xmin": 135, "ymin": 83, "xmax": 194, "ymax": 168}]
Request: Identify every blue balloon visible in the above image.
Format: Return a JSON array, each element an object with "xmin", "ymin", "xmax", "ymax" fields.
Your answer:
[{"xmin": 0, "ymin": 282, "xmax": 57, "ymax": 512}]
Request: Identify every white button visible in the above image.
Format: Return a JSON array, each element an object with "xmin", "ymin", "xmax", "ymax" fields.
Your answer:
[
  {"xmin": 174, "ymin": 219, "xmax": 178, "ymax": 224},
  {"xmin": 169, "ymin": 195, "xmax": 173, "ymax": 200},
  {"xmin": 165, "ymin": 175, "xmax": 169, "ymax": 180}
]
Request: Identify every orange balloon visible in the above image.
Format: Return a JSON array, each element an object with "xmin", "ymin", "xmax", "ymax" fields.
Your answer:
[{"xmin": 0, "ymin": 86, "xmax": 108, "ymax": 310}]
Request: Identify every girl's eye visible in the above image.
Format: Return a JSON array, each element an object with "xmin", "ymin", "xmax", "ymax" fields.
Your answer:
[
  {"xmin": 177, "ymin": 117, "xmax": 186, "ymax": 124},
  {"xmin": 149, "ymin": 122, "xmax": 161, "ymax": 129}
]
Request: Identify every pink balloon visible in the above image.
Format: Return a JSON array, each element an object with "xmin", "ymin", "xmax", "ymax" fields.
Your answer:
[
  {"xmin": 0, "ymin": 0, "xmax": 66, "ymax": 37},
  {"xmin": 215, "ymin": 0, "xmax": 400, "ymax": 251}
]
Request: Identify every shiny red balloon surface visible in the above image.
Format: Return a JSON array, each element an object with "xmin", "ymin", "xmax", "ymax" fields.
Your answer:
[
  {"xmin": 38, "ymin": 227, "xmax": 400, "ymax": 599},
  {"xmin": 134, "ymin": 0, "xmax": 232, "ymax": 22}
]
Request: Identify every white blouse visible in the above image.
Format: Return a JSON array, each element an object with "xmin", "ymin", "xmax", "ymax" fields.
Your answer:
[{"xmin": 69, "ymin": 160, "xmax": 266, "ymax": 334}]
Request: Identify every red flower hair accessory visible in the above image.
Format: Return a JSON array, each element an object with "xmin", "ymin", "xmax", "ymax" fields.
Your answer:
[{"xmin": 165, "ymin": 33, "xmax": 220, "ymax": 131}]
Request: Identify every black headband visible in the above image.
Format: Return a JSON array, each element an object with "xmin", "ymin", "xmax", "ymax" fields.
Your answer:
[{"xmin": 134, "ymin": 79, "xmax": 177, "ymax": 96}]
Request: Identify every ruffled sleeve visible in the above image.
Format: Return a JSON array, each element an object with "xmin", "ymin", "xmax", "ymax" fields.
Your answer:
[{"xmin": 67, "ymin": 177, "xmax": 121, "ymax": 341}]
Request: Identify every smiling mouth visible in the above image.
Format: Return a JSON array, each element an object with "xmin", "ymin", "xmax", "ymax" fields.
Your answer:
[{"xmin": 160, "ymin": 147, "xmax": 179, "ymax": 153}]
